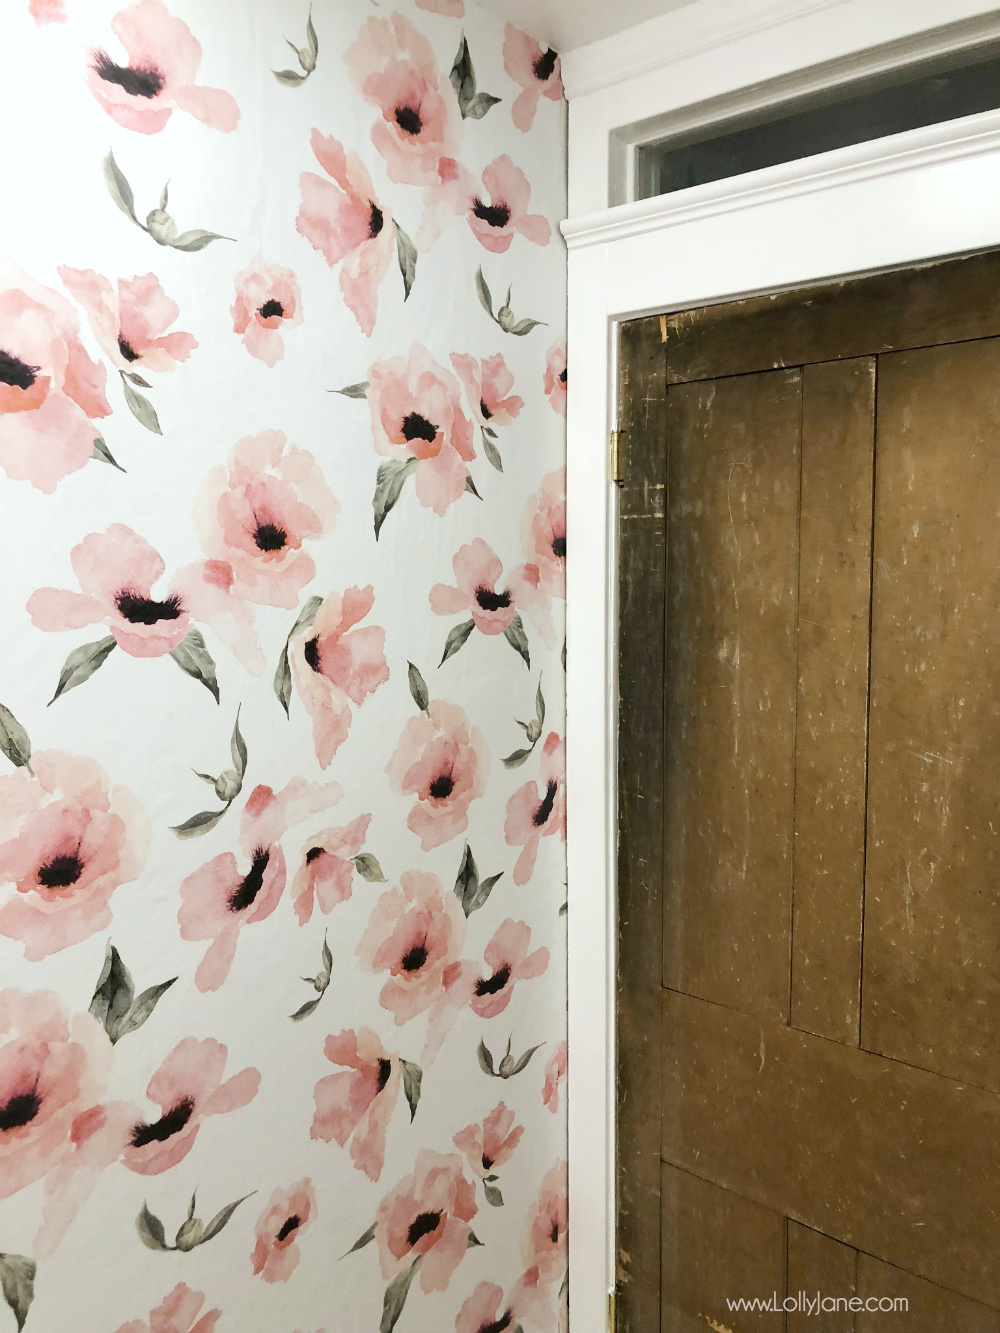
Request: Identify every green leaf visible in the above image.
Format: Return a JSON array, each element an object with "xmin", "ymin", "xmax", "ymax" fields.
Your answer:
[
  {"xmin": 440, "ymin": 618, "xmax": 476, "ymax": 666},
  {"xmin": 499, "ymin": 1042, "xmax": 543, "ymax": 1078},
  {"xmin": 374, "ymin": 457, "xmax": 418, "ymax": 538},
  {"xmin": 400, "ymin": 1059, "xmax": 422, "ymax": 1122},
  {"xmin": 174, "ymin": 1217, "xmax": 204, "ymax": 1252},
  {"xmin": 273, "ymin": 67, "xmax": 307, "ymax": 84},
  {"xmin": 120, "ymin": 375, "xmax": 162, "ymax": 434},
  {"xmin": 465, "ymin": 474, "xmax": 483, "ymax": 500},
  {"xmin": 465, "ymin": 91, "xmax": 502, "ymax": 119},
  {"xmin": 381, "ymin": 1256, "xmax": 422, "ymax": 1333},
  {"xmin": 290, "ymin": 996, "xmax": 323, "ymax": 1021},
  {"xmin": 343, "ymin": 1222, "xmax": 377, "ymax": 1258},
  {"xmin": 92, "ymin": 436, "xmax": 126, "ymax": 472},
  {"xmin": 89, "ymin": 942, "xmax": 134, "ymax": 1041},
  {"xmin": 395, "ymin": 222, "xmax": 417, "ymax": 302},
  {"xmin": 199, "ymin": 1193, "xmax": 254, "ymax": 1244},
  {"xmin": 0, "ymin": 703, "xmax": 32, "ymax": 773},
  {"xmin": 169, "ymin": 629, "xmax": 220, "ymax": 703},
  {"xmin": 136, "ymin": 1203, "xmax": 171, "ymax": 1252},
  {"xmin": 103, "ymin": 149, "xmax": 143, "ymax": 229},
  {"xmin": 49, "ymin": 635, "xmax": 116, "ymax": 705},
  {"xmin": 124, "ymin": 370, "xmax": 152, "ymax": 388},
  {"xmin": 503, "ymin": 614, "xmax": 530, "ymax": 669},
  {"xmin": 503, "ymin": 747, "xmax": 534, "ymax": 769},
  {"xmin": 454, "ymin": 843, "xmax": 478, "ymax": 912},
  {"xmin": 535, "ymin": 679, "xmax": 546, "ymax": 730},
  {"xmin": 407, "ymin": 661, "xmax": 430, "ymax": 714},
  {"xmin": 116, "ymin": 978, "xmax": 176, "ymax": 1043},
  {"xmin": 470, "ymin": 873, "xmax": 502, "ymax": 916},
  {"xmin": 475, "ymin": 267, "xmax": 494, "ymax": 319},
  {"xmin": 170, "ymin": 229, "xmax": 233, "ymax": 252},
  {"xmin": 482, "ymin": 434, "xmax": 503, "ymax": 472},
  {"xmin": 467, "ymin": 1231, "xmax": 484, "ymax": 1248},
  {"xmin": 273, "ymin": 643, "xmax": 292, "ymax": 717},
  {"xmin": 483, "ymin": 1181, "xmax": 504, "ymax": 1207},
  {"xmin": 509, "ymin": 318, "xmax": 546, "ymax": 336},
  {"xmin": 450, "ymin": 36, "xmax": 476, "ymax": 112},
  {"xmin": 353, "ymin": 853, "xmax": 386, "ymax": 882},
  {"xmin": 169, "ymin": 806, "xmax": 231, "ymax": 839},
  {"xmin": 230, "ymin": 707, "xmax": 248, "ymax": 778},
  {"xmin": 306, "ymin": 6, "xmax": 319, "ymax": 60},
  {"xmin": 331, "ymin": 381, "xmax": 370, "ymax": 398},
  {"xmin": 477, "ymin": 1039, "xmax": 496, "ymax": 1076}
]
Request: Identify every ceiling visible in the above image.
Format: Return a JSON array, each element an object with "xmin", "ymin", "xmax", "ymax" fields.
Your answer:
[{"xmin": 482, "ymin": 0, "xmax": 698, "ymax": 53}]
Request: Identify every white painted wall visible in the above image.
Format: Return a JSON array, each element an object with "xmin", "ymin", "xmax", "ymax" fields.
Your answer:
[{"xmin": 480, "ymin": 0, "xmax": 695, "ymax": 55}]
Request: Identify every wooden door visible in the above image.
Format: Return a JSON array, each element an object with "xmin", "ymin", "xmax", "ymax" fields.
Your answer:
[{"xmin": 616, "ymin": 250, "xmax": 1000, "ymax": 1333}]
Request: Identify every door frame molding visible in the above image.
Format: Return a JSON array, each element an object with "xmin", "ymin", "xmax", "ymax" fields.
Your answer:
[{"xmin": 561, "ymin": 15, "xmax": 1000, "ymax": 1332}]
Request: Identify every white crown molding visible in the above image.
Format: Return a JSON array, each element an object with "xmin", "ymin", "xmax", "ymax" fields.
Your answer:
[
  {"xmin": 561, "ymin": 106, "xmax": 1000, "ymax": 250},
  {"xmin": 560, "ymin": 0, "xmax": 850, "ymax": 100}
]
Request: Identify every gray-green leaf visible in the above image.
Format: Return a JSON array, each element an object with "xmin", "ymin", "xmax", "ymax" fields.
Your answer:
[
  {"xmin": 407, "ymin": 661, "xmax": 430, "ymax": 714},
  {"xmin": 440, "ymin": 618, "xmax": 475, "ymax": 666},
  {"xmin": 170, "ymin": 229, "xmax": 232, "ymax": 252},
  {"xmin": 174, "ymin": 1217, "xmax": 204, "ymax": 1252},
  {"xmin": 169, "ymin": 806, "xmax": 231, "ymax": 839},
  {"xmin": 121, "ymin": 376, "xmax": 162, "ymax": 434},
  {"xmin": 116, "ymin": 978, "xmax": 176, "ymax": 1043},
  {"xmin": 482, "ymin": 434, "xmax": 503, "ymax": 472},
  {"xmin": 503, "ymin": 747, "xmax": 534, "ymax": 769},
  {"xmin": 504, "ymin": 614, "xmax": 530, "ymax": 669},
  {"xmin": 483, "ymin": 1181, "xmax": 504, "ymax": 1207},
  {"xmin": 455, "ymin": 843, "xmax": 478, "ymax": 912},
  {"xmin": 0, "ymin": 1255, "xmax": 35, "ymax": 1333},
  {"xmin": 200, "ymin": 1194, "xmax": 254, "ymax": 1244},
  {"xmin": 331, "ymin": 381, "xmax": 370, "ymax": 398},
  {"xmin": 465, "ymin": 474, "xmax": 483, "ymax": 500},
  {"xmin": 470, "ymin": 872, "xmax": 502, "ymax": 916},
  {"xmin": 92, "ymin": 436, "xmax": 126, "ymax": 471},
  {"xmin": 467, "ymin": 1231, "xmax": 484, "ymax": 1248},
  {"xmin": 89, "ymin": 942, "xmax": 133, "ymax": 1039},
  {"xmin": 477, "ymin": 1039, "xmax": 496, "ymax": 1076},
  {"xmin": 395, "ymin": 222, "xmax": 417, "ymax": 302},
  {"xmin": 306, "ymin": 7, "xmax": 318, "ymax": 60},
  {"xmin": 353, "ymin": 853, "xmax": 386, "ymax": 882},
  {"xmin": 400, "ymin": 1059, "xmax": 422, "ymax": 1122},
  {"xmin": 124, "ymin": 370, "xmax": 152, "ymax": 388},
  {"xmin": 230, "ymin": 708, "xmax": 248, "ymax": 778},
  {"xmin": 290, "ymin": 996, "xmax": 323, "ymax": 1022},
  {"xmin": 475, "ymin": 267, "xmax": 494, "ymax": 318},
  {"xmin": 274, "ymin": 643, "xmax": 292, "ymax": 717},
  {"xmin": 499, "ymin": 1042, "xmax": 543, "ymax": 1078},
  {"xmin": 103, "ymin": 149, "xmax": 143, "ymax": 228},
  {"xmin": 450, "ymin": 36, "xmax": 475, "ymax": 109},
  {"xmin": 49, "ymin": 635, "xmax": 116, "ymax": 705},
  {"xmin": 169, "ymin": 629, "xmax": 220, "ymax": 703},
  {"xmin": 273, "ymin": 67, "xmax": 307, "ymax": 84},
  {"xmin": 0, "ymin": 703, "xmax": 32, "ymax": 773},
  {"xmin": 465, "ymin": 91, "xmax": 502, "ymax": 119},
  {"xmin": 535, "ymin": 679, "xmax": 546, "ymax": 729},
  {"xmin": 343, "ymin": 1222, "xmax": 377, "ymax": 1257},
  {"xmin": 136, "ymin": 1203, "xmax": 171, "ymax": 1252},
  {"xmin": 374, "ymin": 457, "xmax": 418, "ymax": 538},
  {"xmin": 381, "ymin": 1256, "xmax": 422, "ymax": 1333}
]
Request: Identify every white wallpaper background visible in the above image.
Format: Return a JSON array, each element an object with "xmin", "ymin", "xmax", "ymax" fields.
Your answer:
[{"xmin": 0, "ymin": 2, "xmax": 567, "ymax": 1329}]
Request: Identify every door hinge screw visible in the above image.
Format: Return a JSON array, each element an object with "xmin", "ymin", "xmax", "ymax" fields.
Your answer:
[{"xmin": 610, "ymin": 429, "xmax": 624, "ymax": 484}]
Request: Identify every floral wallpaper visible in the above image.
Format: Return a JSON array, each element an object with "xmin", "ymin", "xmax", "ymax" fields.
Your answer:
[{"xmin": 0, "ymin": 1, "xmax": 567, "ymax": 1329}]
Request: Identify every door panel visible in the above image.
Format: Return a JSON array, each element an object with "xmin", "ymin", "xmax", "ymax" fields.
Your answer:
[{"xmin": 786, "ymin": 1223, "xmax": 856, "ymax": 1333}]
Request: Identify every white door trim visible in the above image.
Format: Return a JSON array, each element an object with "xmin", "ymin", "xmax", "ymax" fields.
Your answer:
[{"xmin": 562, "ymin": 12, "xmax": 1000, "ymax": 1333}]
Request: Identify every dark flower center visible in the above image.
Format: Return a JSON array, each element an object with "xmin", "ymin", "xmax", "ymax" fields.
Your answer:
[
  {"xmin": 228, "ymin": 847, "xmax": 270, "ymax": 912},
  {"xmin": 482, "ymin": 1153, "xmax": 494, "ymax": 1170},
  {"xmin": 551, "ymin": 534, "xmax": 566, "ymax": 559},
  {"xmin": 429, "ymin": 772, "xmax": 454, "ymax": 800},
  {"xmin": 116, "ymin": 590, "xmax": 183, "ymax": 625},
  {"xmin": 550, "ymin": 1218, "xmax": 560, "ymax": 1243},
  {"xmin": 533, "ymin": 48, "xmax": 558, "ymax": 81},
  {"xmin": 475, "ymin": 964, "xmax": 511, "ymax": 997},
  {"xmin": 476, "ymin": 586, "xmax": 511, "ymax": 612},
  {"xmin": 0, "ymin": 1088, "xmax": 41, "ymax": 1133},
  {"xmin": 254, "ymin": 522, "xmax": 287, "ymax": 552},
  {"xmin": 93, "ymin": 51, "xmax": 165, "ymax": 98},
  {"xmin": 473, "ymin": 198, "xmax": 512, "ymax": 229},
  {"xmin": 276, "ymin": 1214, "xmax": 301, "ymax": 1243},
  {"xmin": 377, "ymin": 1057, "xmax": 392, "ymax": 1093},
  {"xmin": 534, "ymin": 780, "xmax": 558, "ymax": 827},
  {"xmin": 559, "ymin": 368, "xmax": 567, "ymax": 383},
  {"xmin": 406, "ymin": 1210, "xmax": 441, "ymax": 1246},
  {"xmin": 304, "ymin": 636, "xmax": 322, "ymax": 672},
  {"xmin": 306, "ymin": 846, "xmax": 325, "ymax": 864},
  {"xmin": 480, "ymin": 399, "xmax": 493, "ymax": 420},
  {"xmin": 395, "ymin": 104, "xmax": 423, "ymax": 136},
  {"xmin": 401, "ymin": 412, "xmax": 438, "ymax": 444},
  {"xmin": 131, "ymin": 1097, "xmax": 194, "ymax": 1148},
  {"xmin": 117, "ymin": 335, "xmax": 139, "ymax": 362},
  {"xmin": 0, "ymin": 348, "xmax": 39, "ymax": 391},
  {"xmin": 258, "ymin": 299, "xmax": 284, "ymax": 320},
  {"xmin": 37, "ymin": 853, "xmax": 84, "ymax": 889},
  {"xmin": 480, "ymin": 1315, "xmax": 513, "ymax": 1333},
  {"xmin": 369, "ymin": 203, "xmax": 384, "ymax": 238},
  {"xmin": 402, "ymin": 941, "xmax": 428, "ymax": 972}
]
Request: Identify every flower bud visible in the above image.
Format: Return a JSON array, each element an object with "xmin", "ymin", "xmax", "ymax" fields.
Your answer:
[
  {"xmin": 215, "ymin": 770, "xmax": 241, "ymax": 802},
  {"xmin": 145, "ymin": 209, "xmax": 177, "ymax": 244},
  {"xmin": 174, "ymin": 1218, "xmax": 204, "ymax": 1252}
]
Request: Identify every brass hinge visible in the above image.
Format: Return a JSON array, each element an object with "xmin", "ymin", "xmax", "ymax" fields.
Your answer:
[
  {"xmin": 608, "ymin": 1286, "xmax": 617, "ymax": 1333},
  {"xmin": 610, "ymin": 429, "xmax": 624, "ymax": 484}
]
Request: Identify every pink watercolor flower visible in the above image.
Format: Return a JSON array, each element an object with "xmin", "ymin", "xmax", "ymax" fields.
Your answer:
[
  {"xmin": 453, "ymin": 1102, "xmax": 524, "ymax": 1180},
  {"xmin": 455, "ymin": 1279, "xmax": 546, "ymax": 1333},
  {"xmin": 290, "ymin": 813, "xmax": 371, "ymax": 926},
  {"xmin": 0, "ymin": 258, "xmax": 111, "ymax": 493},
  {"xmin": 27, "ymin": 523, "xmax": 263, "ymax": 674},
  {"xmin": 86, "ymin": 0, "xmax": 239, "ymax": 135},
  {"xmin": 386, "ymin": 700, "xmax": 489, "ymax": 851},
  {"xmin": 420, "ymin": 155, "xmax": 551, "ymax": 254},
  {"xmin": 416, "ymin": 0, "xmax": 463, "ymax": 13},
  {"xmin": 30, "ymin": 0, "xmax": 67, "ymax": 24},
  {"xmin": 471, "ymin": 918, "xmax": 549, "ymax": 1020},
  {"xmin": 542, "ymin": 1041, "xmax": 567, "ymax": 1114},
  {"xmin": 430, "ymin": 537, "xmax": 534, "ymax": 639},
  {"xmin": 311, "ymin": 1027, "xmax": 402, "ymax": 1182},
  {"xmin": 0, "ymin": 751, "xmax": 149, "ymax": 962},
  {"xmin": 523, "ymin": 1160, "xmax": 568, "ymax": 1284},
  {"xmin": 345, "ymin": 12, "xmax": 461, "ymax": 187},
  {"xmin": 123, "ymin": 1037, "xmax": 259, "ymax": 1176},
  {"xmin": 517, "ymin": 468, "xmax": 566, "ymax": 649},
  {"xmin": 251, "ymin": 1177, "xmax": 317, "ymax": 1283},
  {"xmin": 505, "ymin": 732, "xmax": 566, "ymax": 886},
  {"xmin": 503, "ymin": 24, "xmax": 563, "ymax": 133},
  {"xmin": 230, "ymin": 257, "xmax": 303, "ymax": 367},
  {"xmin": 59, "ymin": 268, "xmax": 197, "ymax": 374},
  {"xmin": 195, "ymin": 429, "xmax": 339, "ymax": 610},
  {"xmin": 450, "ymin": 353, "xmax": 523, "ymax": 431},
  {"xmin": 179, "ymin": 778, "xmax": 341, "ymax": 992},
  {"xmin": 113, "ymin": 1283, "xmax": 221, "ymax": 1333},
  {"xmin": 289, "ymin": 587, "xmax": 390, "ymax": 770},
  {"xmin": 367, "ymin": 344, "xmax": 475, "ymax": 516},
  {"xmin": 543, "ymin": 339, "xmax": 567, "ymax": 418},
  {"xmin": 375, "ymin": 1149, "xmax": 478, "ymax": 1292},
  {"xmin": 296, "ymin": 131, "xmax": 395, "ymax": 338}
]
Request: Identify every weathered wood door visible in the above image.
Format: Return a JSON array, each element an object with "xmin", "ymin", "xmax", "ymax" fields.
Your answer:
[{"xmin": 617, "ymin": 250, "xmax": 1000, "ymax": 1333}]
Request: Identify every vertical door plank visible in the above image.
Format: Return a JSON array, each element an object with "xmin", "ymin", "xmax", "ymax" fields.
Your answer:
[
  {"xmin": 856, "ymin": 1254, "xmax": 1000, "ymax": 1332},
  {"xmin": 616, "ymin": 316, "xmax": 667, "ymax": 1332},
  {"xmin": 661, "ymin": 1162, "xmax": 786, "ymax": 1332},
  {"xmin": 862, "ymin": 337, "xmax": 1000, "ymax": 1091},
  {"xmin": 787, "ymin": 1222, "xmax": 857, "ymax": 1333},
  {"xmin": 791, "ymin": 358, "xmax": 876, "ymax": 1045},
  {"xmin": 664, "ymin": 368, "xmax": 802, "ymax": 1021}
]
